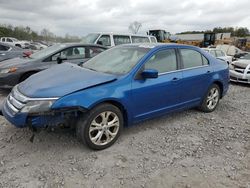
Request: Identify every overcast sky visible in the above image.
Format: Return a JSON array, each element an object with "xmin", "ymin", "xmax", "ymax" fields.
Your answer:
[{"xmin": 0, "ymin": 0, "xmax": 249, "ymax": 37}]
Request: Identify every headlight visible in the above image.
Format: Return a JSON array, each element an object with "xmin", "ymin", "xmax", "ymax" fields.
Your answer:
[
  {"xmin": 21, "ymin": 100, "xmax": 56, "ymax": 113},
  {"xmin": 0, "ymin": 67, "xmax": 17, "ymax": 74}
]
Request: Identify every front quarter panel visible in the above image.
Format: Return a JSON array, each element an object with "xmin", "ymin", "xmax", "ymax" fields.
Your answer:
[{"xmin": 51, "ymin": 77, "xmax": 134, "ymax": 123}]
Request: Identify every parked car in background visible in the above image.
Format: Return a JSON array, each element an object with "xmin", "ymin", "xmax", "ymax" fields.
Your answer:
[
  {"xmin": 203, "ymin": 48, "xmax": 232, "ymax": 64},
  {"xmin": 0, "ymin": 43, "xmax": 107, "ymax": 88},
  {"xmin": 2, "ymin": 43, "xmax": 229, "ymax": 150},
  {"xmin": 229, "ymin": 53, "xmax": 250, "ymax": 84},
  {"xmin": 0, "ymin": 37, "xmax": 29, "ymax": 49},
  {"xmin": 82, "ymin": 33, "xmax": 157, "ymax": 47},
  {"xmin": 216, "ymin": 44, "xmax": 247, "ymax": 59},
  {"xmin": 0, "ymin": 42, "xmax": 32, "ymax": 62},
  {"xmin": 29, "ymin": 42, "xmax": 48, "ymax": 50}
]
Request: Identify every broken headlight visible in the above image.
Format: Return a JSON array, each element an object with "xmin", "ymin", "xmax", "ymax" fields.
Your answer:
[{"xmin": 21, "ymin": 100, "xmax": 56, "ymax": 113}]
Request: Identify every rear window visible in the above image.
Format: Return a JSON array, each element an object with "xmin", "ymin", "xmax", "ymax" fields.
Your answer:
[
  {"xmin": 131, "ymin": 36, "xmax": 150, "ymax": 43},
  {"xmin": 180, "ymin": 49, "xmax": 205, "ymax": 69},
  {"xmin": 113, "ymin": 35, "xmax": 131, "ymax": 45}
]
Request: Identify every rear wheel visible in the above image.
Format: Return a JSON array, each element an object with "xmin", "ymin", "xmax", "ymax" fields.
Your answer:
[
  {"xmin": 199, "ymin": 84, "xmax": 220, "ymax": 112},
  {"xmin": 76, "ymin": 103, "xmax": 123, "ymax": 150}
]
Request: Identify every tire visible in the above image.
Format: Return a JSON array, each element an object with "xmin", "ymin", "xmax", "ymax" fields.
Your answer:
[
  {"xmin": 199, "ymin": 84, "xmax": 221, "ymax": 113},
  {"xmin": 76, "ymin": 103, "xmax": 123, "ymax": 150}
]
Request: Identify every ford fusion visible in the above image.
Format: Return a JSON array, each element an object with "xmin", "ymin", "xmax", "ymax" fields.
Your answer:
[{"xmin": 2, "ymin": 44, "xmax": 229, "ymax": 150}]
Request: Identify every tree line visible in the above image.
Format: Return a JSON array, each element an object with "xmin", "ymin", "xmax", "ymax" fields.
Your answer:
[
  {"xmin": 178, "ymin": 27, "xmax": 250, "ymax": 37},
  {"xmin": 0, "ymin": 24, "xmax": 81, "ymax": 43}
]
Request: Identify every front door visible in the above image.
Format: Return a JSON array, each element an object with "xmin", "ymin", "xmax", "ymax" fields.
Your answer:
[{"xmin": 131, "ymin": 48, "xmax": 182, "ymax": 122}]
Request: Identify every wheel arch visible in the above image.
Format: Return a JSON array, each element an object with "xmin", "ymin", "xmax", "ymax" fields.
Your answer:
[
  {"xmin": 90, "ymin": 100, "xmax": 129, "ymax": 127},
  {"xmin": 213, "ymin": 80, "xmax": 224, "ymax": 98},
  {"xmin": 19, "ymin": 71, "xmax": 39, "ymax": 82}
]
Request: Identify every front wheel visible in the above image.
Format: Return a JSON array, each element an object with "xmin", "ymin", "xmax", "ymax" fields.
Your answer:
[
  {"xmin": 199, "ymin": 84, "xmax": 221, "ymax": 112},
  {"xmin": 76, "ymin": 103, "xmax": 123, "ymax": 150}
]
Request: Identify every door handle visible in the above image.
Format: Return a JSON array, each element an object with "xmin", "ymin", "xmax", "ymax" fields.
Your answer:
[{"xmin": 172, "ymin": 77, "xmax": 180, "ymax": 81}]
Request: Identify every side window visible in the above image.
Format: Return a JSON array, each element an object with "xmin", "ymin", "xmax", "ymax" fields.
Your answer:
[
  {"xmin": 2, "ymin": 38, "xmax": 5, "ymax": 42},
  {"xmin": 144, "ymin": 49, "xmax": 177, "ymax": 73},
  {"xmin": 180, "ymin": 49, "xmax": 204, "ymax": 69},
  {"xmin": 51, "ymin": 47, "xmax": 86, "ymax": 61},
  {"xmin": 89, "ymin": 47, "xmax": 106, "ymax": 58},
  {"xmin": 202, "ymin": 56, "xmax": 209, "ymax": 65},
  {"xmin": 113, "ymin": 35, "xmax": 131, "ymax": 45},
  {"xmin": 6, "ymin": 38, "xmax": 13, "ymax": 42},
  {"xmin": 150, "ymin": 37, "xmax": 157, "ymax": 43},
  {"xmin": 131, "ymin": 36, "xmax": 150, "ymax": 43},
  {"xmin": 97, "ymin": 35, "xmax": 111, "ymax": 46}
]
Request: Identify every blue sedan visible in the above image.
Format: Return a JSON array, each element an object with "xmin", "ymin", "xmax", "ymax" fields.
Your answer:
[{"xmin": 2, "ymin": 43, "xmax": 229, "ymax": 150}]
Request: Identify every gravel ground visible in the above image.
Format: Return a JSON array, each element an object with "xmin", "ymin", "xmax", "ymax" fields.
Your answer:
[{"xmin": 0, "ymin": 84, "xmax": 249, "ymax": 188}]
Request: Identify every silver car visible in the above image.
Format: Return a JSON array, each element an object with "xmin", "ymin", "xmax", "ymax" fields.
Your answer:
[
  {"xmin": 0, "ymin": 42, "xmax": 29, "ymax": 62},
  {"xmin": 229, "ymin": 54, "xmax": 250, "ymax": 84}
]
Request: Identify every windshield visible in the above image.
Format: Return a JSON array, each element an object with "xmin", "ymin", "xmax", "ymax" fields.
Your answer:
[
  {"xmin": 30, "ymin": 44, "xmax": 66, "ymax": 59},
  {"xmin": 82, "ymin": 46, "xmax": 150, "ymax": 75},
  {"xmin": 81, "ymin": 33, "xmax": 100, "ymax": 44},
  {"xmin": 241, "ymin": 53, "xmax": 250, "ymax": 60}
]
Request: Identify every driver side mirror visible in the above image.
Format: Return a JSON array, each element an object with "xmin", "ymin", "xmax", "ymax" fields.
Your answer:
[
  {"xmin": 57, "ymin": 55, "xmax": 67, "ymax": 64},
  {"xmin": 141, "ymin": 69, "xmax": 158, "ymax": 79}
]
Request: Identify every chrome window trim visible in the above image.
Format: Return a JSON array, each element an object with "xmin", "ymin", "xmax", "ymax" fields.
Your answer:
[{"xmin": 158, "ymin": 65, "xmax": 209, "ymax": 76}]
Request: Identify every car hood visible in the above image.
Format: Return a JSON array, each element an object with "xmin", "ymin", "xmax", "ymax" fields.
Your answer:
[
  {"xmin": 233, "ymin": 59, "xmax": 250, "ymax": 68},
  {"xmin": 18, "ymin": 63, "xmax": 117, "ymax": 98},
  {"xmin": 0, "ymin": 57, "xmax": 33, "ymax": 69}
]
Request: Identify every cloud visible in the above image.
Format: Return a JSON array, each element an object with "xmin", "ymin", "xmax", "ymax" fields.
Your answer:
[{"xmin": 0, "ymin": 0, "xmax": 249, "ymax": 37}]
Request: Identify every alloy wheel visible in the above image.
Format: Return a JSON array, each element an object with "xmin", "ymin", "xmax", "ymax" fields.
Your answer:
[
  {"xmin": 206, "ymin": 87, "xmax": 219, "ymax": 110},
  {"xmin": 89, "ymin": 111, "xmax": 120, "ymax": 146}
]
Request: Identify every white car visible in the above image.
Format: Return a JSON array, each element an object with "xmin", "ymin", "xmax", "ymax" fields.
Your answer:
[
  {"xmin": 0, "ymin": 37, "xmax": 29, "ymax": 49},
  {"xmin": 82, "ymin": 33, "xmax": 157, "ymax": 47},
  {"xmin": 229, "ymin": 53, "xmax": 250, "ymax": 84},
  {"xmin": 203, "ymin": 48, "xmax": 232, "ymax": 64}
]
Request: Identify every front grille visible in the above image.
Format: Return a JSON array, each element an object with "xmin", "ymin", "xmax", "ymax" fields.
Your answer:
[
  {"xmin": 6, "ymin": 86, "xmax": 28, "ymax": 115},
  {"xmin": 234, "ymin": 65, "xmax": 245, "ymax": 73}
]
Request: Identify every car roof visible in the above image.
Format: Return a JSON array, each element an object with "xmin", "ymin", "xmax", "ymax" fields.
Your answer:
[
  {"xmin": 88, "ymin": 32, "xmax": 153, "ymax": 38},
  {"xmin": 61, "ymin": 43, "xmax": 108, "ymax": 49},
  {"xmin": 120, "ymin": 43, "xmax": 200, "ymax": 50}
]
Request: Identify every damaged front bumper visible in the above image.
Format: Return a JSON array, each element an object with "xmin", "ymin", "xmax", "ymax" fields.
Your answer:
[
  {"xmin": 3, "ymin": 99, "xmax": 87, "ymax": 128},
  {"xmin": 2, "ymin": 86, "xmax": 87, "ymax": 128}
]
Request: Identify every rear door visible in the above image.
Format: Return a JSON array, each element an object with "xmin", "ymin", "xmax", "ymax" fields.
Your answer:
[
  {"xmin": 178, "ymin": 48, "xmax": 212, "ymax": 106},
  {"xmin": 131, "ymin": 48, "xmax": 182, "ymax": 121}
]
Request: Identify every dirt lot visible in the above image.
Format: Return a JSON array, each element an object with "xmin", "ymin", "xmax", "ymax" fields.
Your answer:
[{"xmin": 0, "ymin": 84, "xmax": 249, "ymax": 188}]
